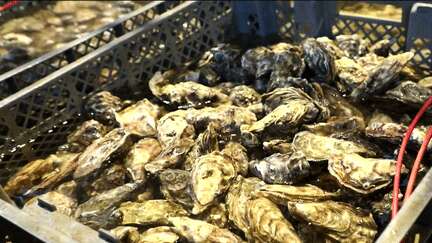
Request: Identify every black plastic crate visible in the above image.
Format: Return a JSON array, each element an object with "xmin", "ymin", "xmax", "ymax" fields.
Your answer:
[{"xmin": 0, "ymin": 1, "xmax": 431, "ymax": 242}]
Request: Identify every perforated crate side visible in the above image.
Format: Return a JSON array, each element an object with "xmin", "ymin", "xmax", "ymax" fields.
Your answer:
[
  {"xmin": 0, "ymin": 1, "xmax": 231, "ymax": 184},
  {"xmin": 0, "ymin": 1, "xmax": 182, "ymax": 100}
]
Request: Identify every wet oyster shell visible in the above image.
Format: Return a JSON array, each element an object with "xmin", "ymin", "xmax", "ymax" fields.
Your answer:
[
  {"xmin": 65, "ymin": 119, "xmax": 107, "ymax": 152},
  {"xmin": 322, "ymin": 84, "xmax": 365, "ymax": 119},
  {"xmin": 328, "ymin": 153, "xmax": 400, "ymax": 194},
  {"xmin": 124, "ymin": 138, "xmax": 161, "ymax": 181},
  {"xmin": 288, "ymin": 201, "xmax": 377, "ymax": 243},
  {"xmin": 83, "ymin": 164, "xmax": 127, "ymax": 197},
  {"xmin": 116, "ymin": 99, "xmax": 160, "ymax": 137},
  {"xmin": 110, "ymin": 226, "xmax": 140, "ymax": 243},
  {"xmin": 119, "ymin": 200, "xmax": 189, "ymax": 226},
  {"xmin": 254, "ymin": 183, "xmax": 338, "ymax": 205},
  {"xmin": 292, "ymin": 131, "xmax": 373, "ymax": 162},
  {"xmin": 335, "ymin": 34, "xmax": 370, "ymax": 58},
  {"xmin": 84, "ymin": 91, "xmax": 124, "ymax": 125},
  {"xmin": 140, "ymin": 226, "xmax": 181, "ymax": 243},
  {"xmin": 75, "ymin": 182, "xmax": 140, "ymax": 229},
  {"xmin": 316, "ymin": 36, "xmax": 345, "ymax": 59},
  {"xmin": 159, "ymin": 169, "xmax": 194, "ymax": 209},
  {"xmin": 249, "ymin": 152, "xmax": 311, "ymax": 185},
  {"xmin": 190, "ymin": 152, "xmax": 236, "ymax": 214},
  {"xmin": 269, "ymin": 43, "xmax": 305, "ymax": 84},
  {"xmin": 25, "ymin": 191, "xmax": 77, "ymax": 217},
  {"xmin": 302, "ymin": 38, "xmax": 336, "ymax": 83},
  {"xmin": 383, "ymin": 81, "xmax": 432, "ymax": 107},
  {"xmin": 169, "ymin": 216, "xmax": 243, "ymax": 243},
  {"xmin": 247, "ymin": 197, "xmax": 301, "ymax": 243}
]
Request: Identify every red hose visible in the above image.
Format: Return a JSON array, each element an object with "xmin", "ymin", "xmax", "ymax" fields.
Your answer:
[
  {"xmin": 404, "ymin": 126, "xmax": 432, "ymax": 200},
  {"xmin": 392, "ymin": 96, "xmax": 432, "ymax": 219},
  {"xmin": 0, "ymin": 0, "xmax": 19, "ymax": 12}
]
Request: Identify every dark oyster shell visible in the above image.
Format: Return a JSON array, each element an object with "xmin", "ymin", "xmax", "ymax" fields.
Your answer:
[
  {"xmin": 159, "ymin": 169, "xmax": 194, "ymax": 209},
  {"xmin": 302, "ymin": 38, "xmax": 336, "ymax": 83},
  {"xmin": 84, "ymin": 91, "xmax": 124, "ymax": 125},
  {"xmin": 336, "ymin": 34, "xmax": 370, "ymax": 58},
  {"xmin": 384, "ymin": 81, "xmax": 432, "ymax": 107},
  {"xmin": 369, "ymin": 39, "xmax": 392, "ymax": 57}
]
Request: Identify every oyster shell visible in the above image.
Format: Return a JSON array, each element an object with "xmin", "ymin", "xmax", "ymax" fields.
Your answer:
[
  {"xmin": 351, "ymin": 52, "xmax": 414, "ymax": 101},
  {"xmin": 247, "ymin": 197, "xmax": 301, "ymax": 243},
  {"xmin": 124, "ymin": 138, "xmax": 161, "ymax": 181},
  {"xmin": 254, "ymin": 183, "xmax": 338, "ymax": 205},
  {"xmin": 169, "ymin": 217, "xmax": 243, "ymax": 243},
  {"xmin": 249, "ymin": 151, "xmax": 311, "ymax": 185},
  {"xmin": 316, "ymin": 36, "xmax": 345, "ymax": 59},
  {"xmin": 288, "ymin": 201, "xmax": 377, "ymax": 242},
  {"xmin": 226, "ymin": 176, "xmax": 262, "ymax": 237},
  {"xmin": 384, "ymin": 81, "xmax": 432, "ymax": 107},
  {"xmin": 73, "ymin": 128, "xmax": 130, "ymax": 180},
  {"xmin": 190, "ymin": 152, "xmax": 236, "ymax": 214},
  {"xmin": 322, "ymin": 84, "xmax": 365, "ymax": 119},
  {"xmin": 228, "ymin": 85, "xmax": 261, "ymax": 107},
  {"xmin": 241, "ymin": 46, "xmax": 274, "ymax": 79},
  {"xmin": 335, "ymin": 34, "xmax": 370, "ymax": 58},
  {"xmin": 184, "ymin": 122, "xmax": 219, "ymax": 171},
  {"xmin": 335, "ymin": 57, "xmax": 369, "ymax": 94},
  {"xmin": 84, "ymin": 91, "xmax": 125, "ymax": 125},
  {"xmin": 118, "ymin": 200, "xmax": 189, "ymax": 226},
  {"xmin": 157, "ymin": 110, "xmax": 194, "ymax": 148},
  {"xmin": 116, "ymin": 99, "xmax": 160, "ymax": 137},
  {"xmin": 302, "ymin": 38, "xmax": 336, "ymax": 83},
  {"xmin": 159, "ymin": 169, "xmax": 194, "ymax": 209},
  {"xmin": 304, "ymin": 116, "xmax": 365, "ymax": 136},
  {"xmin": 418, "ymin": 76, "xmax": 432, "ymax": 89},
  {"xmin": 110, "ymin": 226, "xmax": 140, "ymax": 243},
  {"xmin": 198, "ymin": 203, "xmax": 228, "ymax": 228},
  {"xmin": 83, "ymin": 164, "xmax": 127, "ymax": 197},
  {"xmin": 140, "ymin": 226, "xmax": 181, "ymax": 243},
  {"xmin": 369, "ymin": 39, "xmax": 391, "ymax": 57},
  {"xmin": 55, "ymin": 180, "xmax": 78, "ymax": 199},
  {"xmin": 75, "ymin": 182, "xmax": 140, "ymax": 229},
  {"xmin": 292, "ymin": 131, "xmax": 373, "ymax": 162},
  {"xmin": 149, "ymin": 71, "xmax": 228, "ymax": 109},
  {"xmin": 24, "ymin": 191, "xmax": 77, "ymax": 217},
  {"xmin": 263, "ymin": 139, "xmax": 293, "ymax": 154},
  {"xmin": 328, "ymin": 153, "xmax": 400, "ymax": 194},
  {"xmin": 269, "ymin": 43, "xmax": 305, "ymax": 84},
  {"xmin": 221, "ymin": 142, "xmax": 249, "ymax": 176},
  {"xmin": 64, "ymin": 119, "xmax": 107, "ymax": 152}
]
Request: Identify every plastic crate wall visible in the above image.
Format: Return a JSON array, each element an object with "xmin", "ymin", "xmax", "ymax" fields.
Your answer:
[
  {"xmin": 0, "ymin": 1, "xmax": 231, "ymax": 183},
  {"xmin": 0, "ymin": 1, "xmax": 183, "ymax": 99}
]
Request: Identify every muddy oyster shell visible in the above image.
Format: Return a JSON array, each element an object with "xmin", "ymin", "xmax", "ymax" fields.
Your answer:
[
  {"xmin": 75, "ymin": 182, "xmax": 140, "ymax": 229},
  {"xmin": 116, "ymin": 99, "xmax": 160, "ymax": 137},
  {"xmin": 351, "ymin": 52, "xmax": 414, "ymax": 101},
  {"xmin": 288, "ymin": 201, "xmax": 377, "ymax": 243},
  {"xmin": 119, "ymin": 200, "xmax": 189, "ymax": 226},
  {"xmin": 292, "ymin": 131, "xmax": 373, "ymax": 162},
  {"xmin": 336, "ymin": 34, "xmax": 370, "ymax": 58},
  {"xmin": 140, "ymin": 226, "xmax": 181, "ymax": 243},
  {"xmin": 125, "ymin": 138, "xmax": 161, "ymax": 181},
  {"xmin": 328, "ymin": 153, "xmax": 399, "ymax": 194},
  {"xmin": 73, "ymin": 128, "xmax": 130, "ymax": 180},
  {"xmin": 169, "ymin": 216, "xmax": 243, "ymax": 243},
  {"xmin": 302, "ymin": 38, "xmax": 336, "ymax": 83},
  {"xmin": 254, "ymin": 183, "xmax": 338, "ymax": 205},
  {"xmin": 249, "ymin": 151, "xmax": 311, "ymax": 185},
  {"xmin": 84, "ymin": 91, "xmax": 125, "ymax": 125},
  {"xmin": 65, "ymin": 119, "xmax": 107, "ymax": 152},
  {"xmin": 159, "ymin": 169, "xmax": 194, "ymax": 209},
  {"xmin": 228, "ymin": 85, "xmax": 261, "ymax": 107},
  {"xmin": 247, "ymin": 197, "xmax": 302, "ymax": 243},
  {"xmin": 384, "ymin": 81, "xmax": 432, "ymax": 107},
  {"xmin": 190, "ymin": 152, "xmax": 236, "ymax": 214}
]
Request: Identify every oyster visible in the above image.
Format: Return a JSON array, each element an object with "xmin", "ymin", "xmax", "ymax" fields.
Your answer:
[
  {"xmin": 254, "ymin": 183, "xmax": 338, "ymax": 205},
  {"xmin": 75, "ymin": 182, "xmax": 140, "ymax": 229},
  {"xmin": 383, "ymin": 81, "xmax": 432, "ymax": 107},
  {"xmin": 116, "ymin": 99, "xmax": 160, "ymax": 137},
  {"xmin": 292, "ymin": 131, "xmax": 373, "ymax": 162},
  {"xmin": 190, "ymin": 152, "xmax": 236, "ymax": 214},
  {"xmin": 124, "ymin": 138, "xmax": 161, "ymax": 181},
  {"xmin": 168, "ymin": 216, "xmax": 243, "ymax": 243},
  {"xmin": 140, "ymin": 226, "xmax": 181, "ymax": 243},
  {"xmin": 157, "ymin": 110, "xmax": 194, "ymax": 148},
  {"xmin": 110, "ymin": 226, "xmax": 140, "ymax": 243},
  {"xmin": 304, "ymin": 116, "xmax": 365, "ymax": 136},
  {"xmin": 263, "ymin": 139, "xmax": 293, "ymax": 154},
  {"xmin": 241, "ymin": 46, "xmax": 273, "ymax": 79},
  {"xmin": 249, "ymin": 152, "xmax": 311, "ymax": 185},
  {"xmin": 368, "ymin": 110, "xmax": 394, "ymax": 125},
  {"xmin": 83, "ymin": 164, "xmax": 127, "ymax": 197},
  {"xmin": 64, "ymin": 119, "xmax": 107, "ymax": 152},
  {"xmin": 73, "ymin": 128, "xmax": 130, "ymax": 180},
  {"xmin": 228, "ymin": 85, "xmax": 261, "ymax": 107},
  {"xmin": 159, "ymin": 169, "xmax": 194, "ymax": 209},
  {"xmin": 198, "ymin": 203, "xmax": 228, "ymax": 228},
  {"xmin": 316, "ymin": 36, "xmax": 345, "ymax": 59},
  {"xmin": 351, "ymin": 52, "xmax": 414, "ymax": 101},
  {"xmin": 288, "ymin": 201, "xmax": 377, "ymax": 242},
  {"xmin": 302, "ymin": 38, "xmax": 336, "ymax": 83},
  {"xmin": 335, "ymin": 34, "xmax": 370, "ymax": 58},
  {"xmin": 247, "ymin": 197, "xmax": 301, "ymax": 243},
  {"xmin": 221, "ymin": 142, "xmax": 249, "ymax": 176},
  {"xmin": 24, "ymin": 191, "xmax": 77, "ymax": 217},
  {"xmin": 369, "ymin": 39, "xmax": 391, "ymax": 57},
  {"xmin": 55, "ymin": 180, "xmax": 78, "ymax": 199},
  {"xmin": 269, "ymin": 43, "xmax": 305, "ymax": 83},
  {"xmin": 149, "ymin": 71, "xmax": 228, "ymax": 109},
  {"xmin": 322, "ymin": 84, "xmax": 365, "ymax": 119},
  {"xmin": 328, "ymin": 153, "xmax": 399, "ymax": 194},
  {"xmin": 335, "ymin": 57, "xmax": 369, "ymax": 93},
  {"xmin": 118, "ymin": 200, "xmax": 189, "ymax": 226},
  {"xmin": 226, "ymin": 176, "xmax": 262, "ymax": 237},
  {"xmin": 84, "ymin": 91, "xmax": 125, "ymax": 125},
  {"xmin": 184, "ymin": 122, "xmax": 219, "ymax": 171},
  {"xmin": 418, "ymin": 76, "xmax": 432, "ymax": 89}
]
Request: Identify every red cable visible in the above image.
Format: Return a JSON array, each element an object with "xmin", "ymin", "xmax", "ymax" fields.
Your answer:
[
  {"xmin": 0, "ymin": 0, "xmax": 19, "ymax": 12},
  {"xmin": 404, "ymin": 126, "xmax": 432, "ymax": 200},
  {"xmin": 392, "ymin": 96, "xmax": 432, "ymax": 219}
]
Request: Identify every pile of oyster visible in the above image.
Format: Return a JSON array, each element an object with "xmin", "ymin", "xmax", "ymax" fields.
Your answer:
[{"xmin": 4, "ymin": 34, "xmax": 432, "ymax": 243}]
